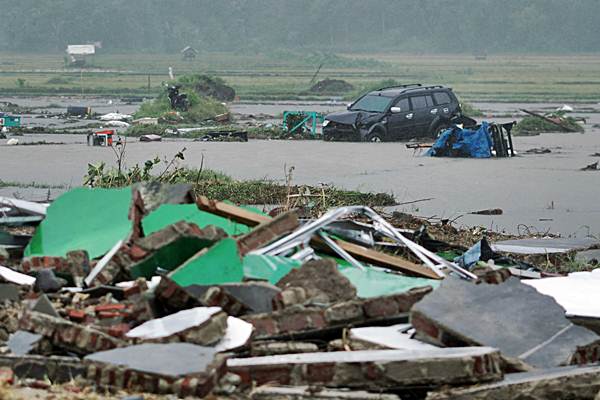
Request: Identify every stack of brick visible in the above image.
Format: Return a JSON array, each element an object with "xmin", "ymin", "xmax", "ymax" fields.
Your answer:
[
  {"xmin": 245, "ymin": 287, "xmax": 432, "ymax": 340},
  {"xmin": 18, "ymin": 311, "xmax": 125, "ymax": 355}
]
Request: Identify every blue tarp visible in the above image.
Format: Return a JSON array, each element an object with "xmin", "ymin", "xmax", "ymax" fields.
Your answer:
[{"xmin": 428, "ymin": 122, "xmax": 493, "ymax": 158}]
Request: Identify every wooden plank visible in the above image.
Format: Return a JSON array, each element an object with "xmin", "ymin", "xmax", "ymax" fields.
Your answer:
[
  {"xmin": 196, "ymin": 196, "xmax": 271, "ymax": 227},
  {"xmin": 311, "ymin": 237, "xmax": 442, "ymax": 280}
]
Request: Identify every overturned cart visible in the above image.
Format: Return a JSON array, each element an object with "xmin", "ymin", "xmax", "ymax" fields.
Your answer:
[{"xmin": 428, "ymin": 121, "xmax": 515, "ymax": 158}]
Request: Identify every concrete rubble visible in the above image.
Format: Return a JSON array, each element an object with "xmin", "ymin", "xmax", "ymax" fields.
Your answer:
[{"xmin": 0, "ymin": 184, "xmax": 599, "ymax": 399}]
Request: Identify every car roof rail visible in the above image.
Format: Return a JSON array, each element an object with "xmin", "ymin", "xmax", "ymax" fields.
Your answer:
[
  {"xmin": 401, "ymin": 85, "xmax": 446, "ymax": 94},
  {"xmin": 376, "ymin": 83, "xmax": 422, "ymax": 91}
]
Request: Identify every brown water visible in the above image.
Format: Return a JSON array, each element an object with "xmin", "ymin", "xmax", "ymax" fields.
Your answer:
[{"xmin": 1, "ymin": 98, "xmax": 599, "ymax": 236}]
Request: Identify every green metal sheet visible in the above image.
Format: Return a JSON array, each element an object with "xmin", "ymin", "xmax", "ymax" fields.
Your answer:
[
  {"xmin": 243, "ymin": 254, "xmax": 302, "ymax": 284},
  {"xmin": 242, "ymin": 254, "xmax": 438, "ymax": 298},
  {"xmin": 143, "ymin": 204, "xmax": 251, "ymax": 236},
  {"xmin": 129, "ymin": 236, "xmax": 218, "ymax": 279},
  {"xmin": 24, "ymin": 187, "xmax": 133, "ymax": 259},
  {"xmin": 338, "ymin": 264, "xmax": 439, "ymax": 298},
  {"xmin": 169, "ymin": 238, "xmax": 244, "ymax": 286}
]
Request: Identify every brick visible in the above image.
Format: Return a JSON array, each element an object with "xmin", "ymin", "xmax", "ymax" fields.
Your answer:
[
  {"xmin": 0, "ymin": 367, "xmax": 14, "ymax": 385},
  {"xmin": 18, "ymin": 311, "xmax": 125, "ymax": 355},
  {"xmin": 67, "ymin": 309, "xmax": 86, "ymax": 323},
  {"xmin": 236, "ymin": 210, "xmax": 299, "ymax": 255},
  {"xmin": 228, "ymin": 347, "xmax": 503, "ymax": 390},
  {"xmin": 95, "ymin": 304, "xmax": 127, "ymax": 313}
]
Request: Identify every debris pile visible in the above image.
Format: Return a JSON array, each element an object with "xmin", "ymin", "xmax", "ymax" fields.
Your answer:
[
  {"xmin": 514, "ymin": 109, "xmax": 584, "ymax": 135},
  {"xmin": 1, "ymin": 184, "xmax": 600, "ymax": 399}
]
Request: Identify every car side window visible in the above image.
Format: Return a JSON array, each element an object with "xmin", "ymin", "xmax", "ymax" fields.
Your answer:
[
  {"xmin": 410, "ymin": 96, "xmax": 427, "ymax": 110},
  {"xmin": 425, "ymin": 95, "xmax": 435, "ymax": 107},
  {"xmin": 434, "ymin": 92, "xmax": 451, "ymax": 105},
  {"xmin": 394, "ymin": 98, "xmax": 410, "ymax": 112}
]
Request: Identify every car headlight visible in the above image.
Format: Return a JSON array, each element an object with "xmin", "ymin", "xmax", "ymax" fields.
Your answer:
[{"xmin": 322, "ymin": 120, "xmax": 331, "ymax": 127}]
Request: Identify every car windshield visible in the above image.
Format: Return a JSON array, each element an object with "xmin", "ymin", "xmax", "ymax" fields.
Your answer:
[{"xmin": 350, "ymin": 94, "xmax": 393, "ymax": 113}]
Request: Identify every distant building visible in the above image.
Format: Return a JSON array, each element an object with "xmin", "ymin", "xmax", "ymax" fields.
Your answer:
[
  {"xmin": 66, "ymin": 44, "xmax": 96, "ymax": 66},
  {"xmin": 181, "ymin": 46, "xmax": 198, "ymax": 61}
]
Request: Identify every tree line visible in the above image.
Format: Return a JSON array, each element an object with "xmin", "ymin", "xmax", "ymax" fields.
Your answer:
[{"xmin": 1, "ymin": 0, "xmax": 598, "ymax": 54}]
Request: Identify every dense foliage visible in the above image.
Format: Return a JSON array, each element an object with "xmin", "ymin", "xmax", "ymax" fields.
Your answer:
[{"xmin": 2, "ymin": 0, "xmax": 599, "ymax": 53}]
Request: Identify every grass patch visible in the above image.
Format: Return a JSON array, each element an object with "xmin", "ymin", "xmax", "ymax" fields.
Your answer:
[{"xmin": 84, "ymin": 149, "xmax": 396, "ymax": 212}]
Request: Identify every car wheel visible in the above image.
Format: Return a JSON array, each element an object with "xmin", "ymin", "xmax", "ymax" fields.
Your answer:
[{"xmin": 366, "ymin": 132, "xmax": 383, "ymax": 142}]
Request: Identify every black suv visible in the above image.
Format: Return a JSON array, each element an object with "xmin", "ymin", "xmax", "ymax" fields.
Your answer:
[{"xmin": 323, "ymin": 84, "xmax": 465, "ymax": 142}]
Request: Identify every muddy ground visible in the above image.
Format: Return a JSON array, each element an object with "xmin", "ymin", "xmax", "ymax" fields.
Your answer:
[{"xmin": 1, "ymin": 96, "xmax": 599, "ymax": 236}]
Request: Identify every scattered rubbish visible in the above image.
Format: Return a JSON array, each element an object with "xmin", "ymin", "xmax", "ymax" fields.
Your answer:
[
  {"xmin": 557, "ymin": 104, "xmax": 574, "ymax": 112},
  {"xmin": 581, "ymin": 161, "xmax": 599, "ymax": 171},
  {"xmin": 66, "ymin": 106, "xmax": 91, "ymax": 117},
  {"xmin": 104, "ymin": 120, "xmax": 130, "ymax": 128},
  {"xmin": 0, "ymin": 196, "xmax": 48, "ymax": 216},
  {"xmin": 469, "ymin": 208, "xmax": 503, "ymax": 215},
  {"xmin": 193, "ymin": 129, "xmax": 248, "ymax": 142},
  {"xmin": 525, "ymin": 147, "xmax": 552, "ymax": 154},
  {"xmin": 139, "ymin": 134, "xmax": 162, "ymax": 142},
  {"xmin": 132, "ymin": 117, "xmax": 159, "ymax": 125},
  {"xmin": 591, "ymin": 152, "xmax": 600, "ymax": 157},
  {"xmin": 6, "ymin": 138, "xmax": 18, "ymax": 145},
  {"xmin": 99, "ymin": 112, "xmax": 132, "ymax": 121}
]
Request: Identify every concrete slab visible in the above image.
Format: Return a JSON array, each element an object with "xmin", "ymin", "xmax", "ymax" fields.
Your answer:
[
  {"xmin": 524, "ymin": 269, "xmax": 600, "ymax": 318},
  {"xmin": 491, "ymin": 237, "xmax": 600, "ymax": 255},
  {"xmin": 427, "ymin": 364, "xmax": 600, "ymax": 400},
  {"xmin": 31, "ymin": 294, "xmax": 60, "ymax": 317},
  {"xmin": 411, "ymin": 277, "xmax": 600, "ymax": 368},
  {"xmin": 84, "ymin": 343, "xmax": 224, "ymax": 397},
  {"xmin": 350, "ymin": 324, "xmax": 438, "ymax": 350},
  {"xmin": 7, "ymin": 331, "xmax": 42, "ymax": 356},
  {"xmin": 251, "ymin": 386, "xmax": 401, "ymax": 399},
  {"xmin": 126, "ymin": 306, "xmax": 227, "ymax": 346},
  {"xmin": 228, "ymin": 347, "xmax": 502, "ymax": 390},
  {"xmin": 0, "ymin": 283, "xmax": 19, "ymax": 301},
  {"xmin": 85, "ymin": 342, "xmax": 217, "ymax": 377},
  {"xmin": 575, "ymin": 249, "xmax": 600, "ymax": 264}
]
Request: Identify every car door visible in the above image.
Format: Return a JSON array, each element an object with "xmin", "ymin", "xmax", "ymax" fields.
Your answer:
[
  {"xmin": 386, "ymin": 97, "xmax": 412, "ymax": 140},
  {"xmin": 408, "ymin": 95, "xmax": 430, "ymax": 137},
  {"xmin": 433, "ymin": 91, "xmax": 453, "ymax": 119}
]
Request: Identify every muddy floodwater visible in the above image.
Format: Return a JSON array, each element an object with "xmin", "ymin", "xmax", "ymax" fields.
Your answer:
[{"xmin": 1, "ymin": 97, "xmax": 600, "ymax": 236}]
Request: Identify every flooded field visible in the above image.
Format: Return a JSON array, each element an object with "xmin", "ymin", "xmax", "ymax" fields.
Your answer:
[{"xmin": 1, "ymin": 96, "xmax": 599, "ymax": 236}]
